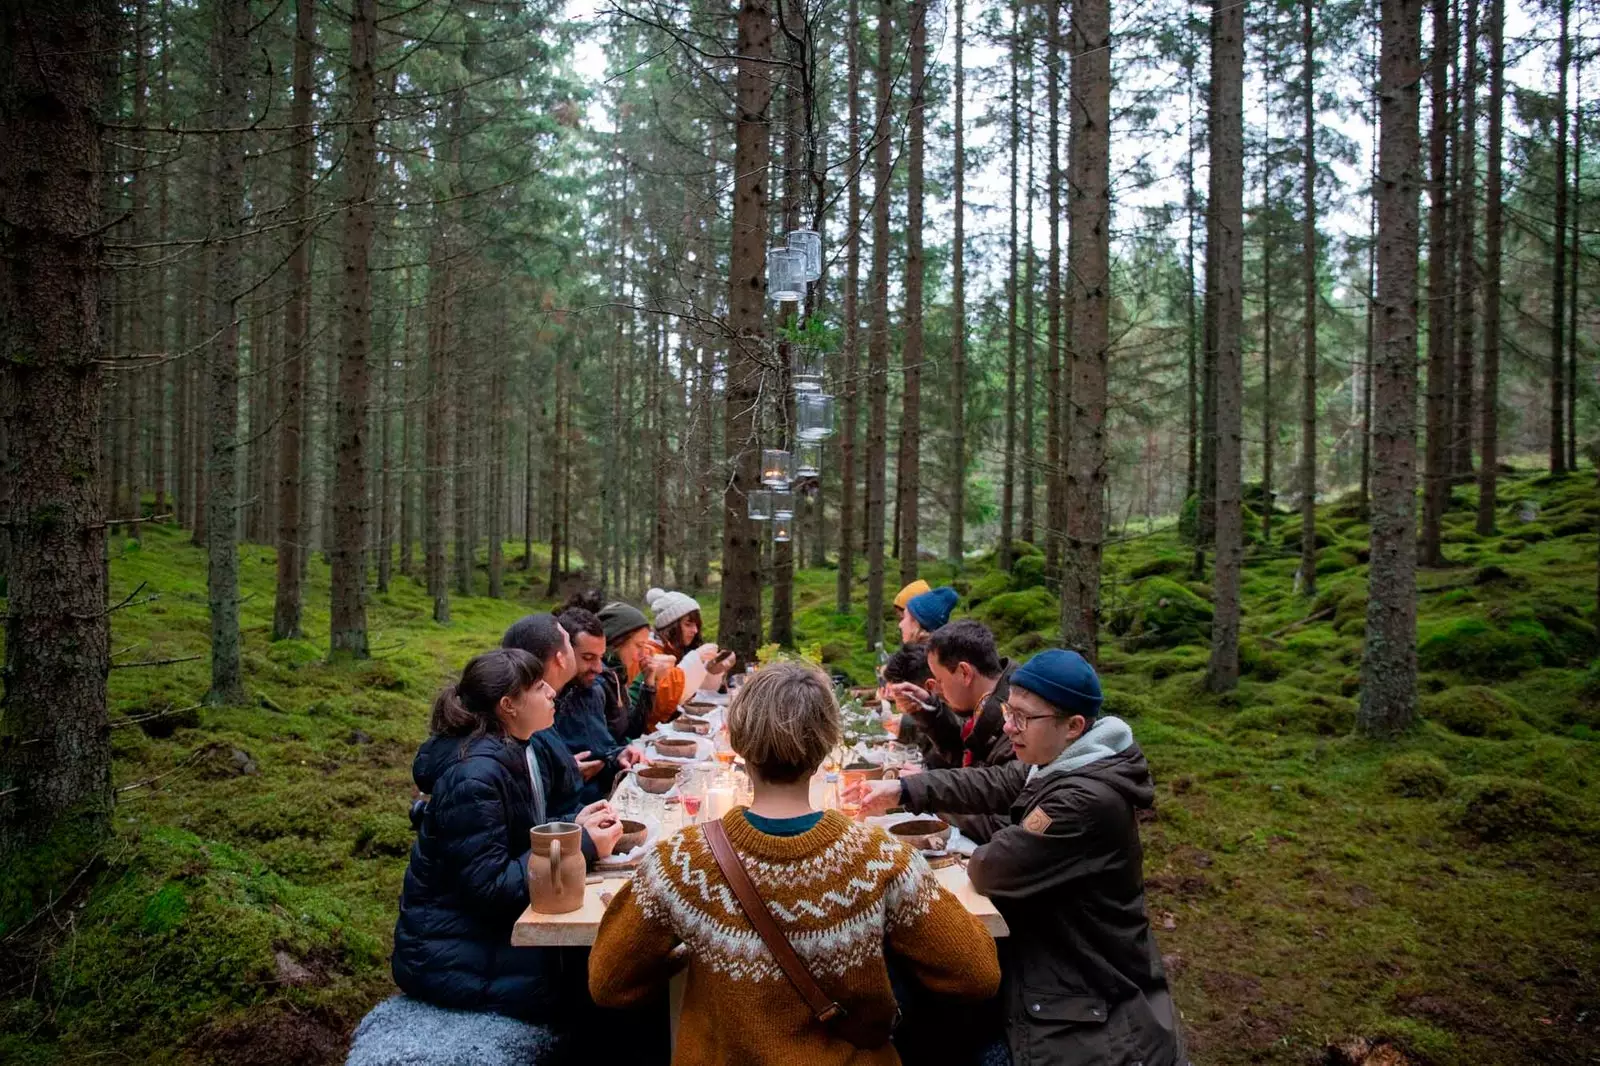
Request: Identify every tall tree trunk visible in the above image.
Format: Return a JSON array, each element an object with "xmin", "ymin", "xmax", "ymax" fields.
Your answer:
[
  {"xmin": 897, "ymin": 0, "xmax": 927, "ymax": 586},
  {"xmin": 152, "ymin": 0, "xmax": 171, "ymax": 518},
  {"xmin": 1421, "ymin": 0, "xmax": 1455, "ymax": 567},
  {"xmin": 1260, "ymin": 51, "xmax": 1273, "ymax": 546},
  {"xmin": 1186, "ymin": 46, "xmax": 1199, "ymax": 507},
  {"xmin": 719, "ymin": 0, "xmax": 774, "ymax": 662},
  {"xmin": 126, "ymin": 0, "xmax": 148, "ymax": 524},
  {"xmin": 1000, "ymin": 3, "xmax": 1022, "ymax": 572},
  {"xmin": 379, "ymin": 271, "xmax": 406, "ymax": 593},
  {"xmin": 1061, "ymin": 0, "xmax": 1111, "ymax": 660},
  {"xmin": 488, "ymin": 354, "xmax": 505, "ymax": 600},
  {"xmin": 206, "ymin": 0, "xmax": 249, "ymax": 704},
  {"xmin": 865, "ymin": 0, "xmax": 893, "ymax": 649},
  {"xmin": 772, "ymin": 23, "xmax": 805, "ymax": 647},
  {"xmin": 0, "ymin": 0, "xmax": 116, "ymax": 853},
  {"xmin": 1021, "ymin": 50, "xmax": 1038, "ymax": 547},
  {"xmin": 1453, "ymin": 0, "xmax": 1479, "ymax": 478},
  {"xmin": 331, "ymin": 0, "xmax": 376, "ymax": 656},
  {"xmin": 1550, "ymin": 0, "xmax": 1571, "ymax": 474},
  {"xmin": 1567, "ymin": 40, "xmax": 1581, "ymax": 473},
  {"xmin": 452, "ymin": 297, "xmax": 473, "ymax": 598},
  {"xmin": 948, "ymin": 0, "xmax": 967, "ymax": 567},
  {"xmin": 1044, "ymin": 0, "xmax": 1064, "ymax": 588},
  {"xmin": 1206, "ymin": 0, "xmax": 1245, "ymax": 693},
  {"xmin": 1475, "ymin": 0, "xmax": 1504, "ymax": 534},
  {"xmin": 546, "ymin": 354, "xmax": 565, "ymax": 597},
  {"xmin": 1300, "ymin": 0, "xmax": 1320, "ymax": 595},
  {"xmin": 837, "ymin": 0, "xmax": 862, "ymax": 611},
  {"xmin": 1361, "ymin": 35, "xmax": 1378, "ymax": 513},
  {"xmin": 1360, "ymin": 0, "xmax": 1425, "ymax": 737},
  {"xmin": 401, "ymin": 270, "xmax": 418, "ymax": 579}
]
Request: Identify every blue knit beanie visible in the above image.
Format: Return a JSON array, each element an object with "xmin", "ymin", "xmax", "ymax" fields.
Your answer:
[
  {"xmin": 907, "ymin": 585, "xmax": 960, "ymax": 631},
  {"xmin": 1011, "ymin": 649, "xmax": 1104, "ymax": 719}
]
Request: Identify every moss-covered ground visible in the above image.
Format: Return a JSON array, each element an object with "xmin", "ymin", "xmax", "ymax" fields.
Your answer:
[{"xmin": 3, "ymin": 471, "xmax": 1598, "ymax": 1064}]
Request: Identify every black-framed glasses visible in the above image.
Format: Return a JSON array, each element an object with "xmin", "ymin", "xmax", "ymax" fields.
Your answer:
[{"xmin": 1000, "ymin": 701, "xmax": 1057, "ymax": 729}]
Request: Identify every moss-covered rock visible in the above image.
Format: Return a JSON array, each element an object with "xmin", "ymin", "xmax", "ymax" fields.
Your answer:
[
  {"xmin": 1551, "ymin": 515, "xmax": 1595, "ymax": 538},
  {"xmin": 966, "ymin": 570, "xmax": 1012, "ymax": 607},
  {"xmin": 1420, "ymin": 686, "xmax": 1527, "ymax": 738},
  {"xmin": 1384, "ymin": 753, "xmax": 1452, "ymax": 798},
  {"xmin": 1228, "ymin": 692, "xmax": 1354, "ymax": 736},
  {"xmin": 1129, "ymin": 554, "xmax": 1188, "ymax": 580},
  {"xmin": 974, "ymin": 588, "xmax": 1058, "ymax": 643},
  {"xmin": 1101, "ymin": 691, "xmax": 1156, "ymax": 719},
  {"xmin": 1449, "ymin": 776, "xmax": 1596, "ymax": 843},
  {"xmin": 1011, "ymin": 553, "xmax": 1048, "ymax": 591},
  {"xmin": 1106, "ymin": 577, "xmax": 1213, "ymax": 650},
  {"xmin": 1416, "ymin": 616, "xmax": 1561, "ymax": 680}
]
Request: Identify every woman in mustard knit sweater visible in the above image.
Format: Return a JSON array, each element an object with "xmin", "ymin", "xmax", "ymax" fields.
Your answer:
[{"xmin": 588, "ymin": 662, "xmax": 1000, "ymax": 1065}]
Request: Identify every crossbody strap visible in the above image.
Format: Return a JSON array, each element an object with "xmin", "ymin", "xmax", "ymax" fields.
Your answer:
[{"xmin": 702, "ymin": 818, "xmax": 845, "ymax": 1025}]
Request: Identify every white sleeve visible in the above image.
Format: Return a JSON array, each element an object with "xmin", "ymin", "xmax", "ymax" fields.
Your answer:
[{"xmin": 675, "ymin": 649, "xmax": 708, "ymax": 703}]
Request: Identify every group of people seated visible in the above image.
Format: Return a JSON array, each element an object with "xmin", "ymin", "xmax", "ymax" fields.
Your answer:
[{"xmin": 385, "ymin": 579, "xmax": 1187, "ymax": 1066}]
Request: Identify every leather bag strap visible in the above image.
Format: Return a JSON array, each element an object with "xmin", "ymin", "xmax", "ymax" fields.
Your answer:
[{"xmin": 702, "ymin": 818, "xmax": 845, "ymax": 1025}]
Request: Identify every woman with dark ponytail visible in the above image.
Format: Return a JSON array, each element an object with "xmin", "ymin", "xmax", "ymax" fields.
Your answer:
[{"xmin": 392, "ymin": 647, "xmax": 624, "ymax": 1026}]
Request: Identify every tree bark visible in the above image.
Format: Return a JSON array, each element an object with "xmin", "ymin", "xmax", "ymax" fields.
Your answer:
[
  {"xmin": 837, "ymin": 0, "xmax": 863, "ymax": 611},
  {"xmin": 719, "ymin": 0, "xmax": 774, "ymax": 662},
  {"xmin": 1359, "ymin": 0, "xmax": 1424, "ymax": 738},
  {"xmin": 1000, "ymin": 2, "xmax": 1022, "ymax": 573},
  {"xmin": 1566, "ymin": 32, "xmax": 1581, "ymax": 474},
  {"xmin": 948, "ymin": 0, "xmax": 967, "ymax": 567},
  {"xmin": 1421, "ymin": 0, "xmax": 1454, "ymax": 568},
  {"xmin": 1452, "ymin": 0, "xmax": 1479, "ymax": 479},
  {"xmin": 206, "ymin": 0, "xmax": 249, "ymax": 704},
  {"xmin": 1021, "ymin": 47, "xmax": 1038, "ymax": 547},
  {"xmin": 1206, "ymin": 0, "xmax": 1245, "ymax": 693},
  {"xmin": 1475, "ymin": 0, "xmax": 1503, "ymax": 535},
  {"xmin": 1044, "ymin": 0, "xmax": 1064, "ymax": 589},
  {"xmin": 0, "ymin": 0, "xmax": 116, "ymax": 853},
  {"xmin": 1300, "ymin": 0, "xmax": 1320, "ymax": 596},
  {"xmin": 1061, "ymin": 0, "xmax": 1111, "ymax": 660},
  {"xmin": 1549, "ymin": 0, "xmax": 1571, "ymax": 475},
  {"xmin": 1259, "ymin": 44, "xmax": 1273, "ymax": 546},
  {"xmin": 897, "ymin": 0, "xmax": 927, "ymax": 587},
  {"xmin": 1185, "ymin": 43, "xmax": 1199, "ymax": 508},
  {"xmin": 771, "ymin": 21, "xmax": 805, "ymax": 647},
  {"xmin": 865, "ymin": 0, "xmax": 894, "ymax": 649}
]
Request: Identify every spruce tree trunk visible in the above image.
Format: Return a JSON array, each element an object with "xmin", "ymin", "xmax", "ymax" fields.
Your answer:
[
  {"xmin": 1566, "ymin": 30, "xmax": 1581, "ymax": 474},
  {"xmin": 865, "ymin": 0, "xmax": 893, "ymax": 650},
  {"xmin": 1360, "ymin": 0, "xmax": 1424, "ymax": 738},
  {"xmin": 206, "ymin": 0, "xmax": 249, "ymax": 704},
  {"xmin": 152, "ymin": 2, "xmax": 171, "ymax": 518},
  {"xmin": 0, "ymin": 0, "xmax": 116, "ymax": 854},
  {"xmin": 1000, "ymin": 2, "xmax": 1021, "ymax": 573},
  {"xmin": 127, "ymin": 0, "xmax": 149, "ymax": 524},
  {"xmin": 1452, "ymin": 0, "xmax": 1479, "ymax": 478},
  {"xmin": 1206, "ymin": 0, "xmax": 1245, "ymax": 693},
  {"xmin": 1061, "ymin": 0, "xmax": 1111, "ymax": 660},
  {"xmin": 837, "ymin": 0, "xmax": 862, "ymax": 612},
  {"xmin": 1021, "ymin": 50, "xmax": 1038, "ymax": 547},
  {"xmin": 1185, "ymin": 48, "xmax": 1199, "ymax": 507},
  {"xmin": 719, "ymin": 0, "xmax": 774, "ymax": 662},
  {"xmin": 772, "ymin": 33, "xmax": 804, "ymax": 647},
  {"xmin": 1475, "ymin": 0, "xmax": 1504, "ymax": 535},
  {"xmin": 1044, "ymin": 0, "xmax": 1064, "ymax": 588},
  {"xmin": 1421, "ymin": 0, "xmax": 1455, "ymax": 568},
  {"xmin": 1260, "ymin": 89, "xmax": 1274, "ymax": 546},
  {"xmin": 1550, "ymin": 0, "xmax": 1570, "ymax": 474},
  {"xmin": 948, "ymin": 0, "xmax": 967, "ymax": 567},
  {"xmin": 1300, "ymin": 0, "xmax": 1320, "ymax": 596},
  {"xmin": 331, "ymin": 0, "xmax": 376, "ymax": 656},
  {"xmin": 897, "ymin": 0, "xmax": 927, "ymax": 586}
]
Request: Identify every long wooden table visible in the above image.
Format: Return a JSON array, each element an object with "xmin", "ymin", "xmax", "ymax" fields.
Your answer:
[{"xmin": 512, "ymin": 859, "xmax": 1008, "ymax": 946}]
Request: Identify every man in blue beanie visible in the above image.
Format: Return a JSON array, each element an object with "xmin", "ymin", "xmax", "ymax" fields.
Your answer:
[
  {"xmin": 849, "ymin": 649, "xmax": 1187, "ymax": 1066},
  {"xmin": 900, "ymin": 584, "xmax": 960, "ymax": 644}
]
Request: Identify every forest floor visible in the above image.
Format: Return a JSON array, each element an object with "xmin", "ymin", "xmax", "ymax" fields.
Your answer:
[{"xmin": 2, "ymin": 470, "xmax": 1598, "ymax": 1065}]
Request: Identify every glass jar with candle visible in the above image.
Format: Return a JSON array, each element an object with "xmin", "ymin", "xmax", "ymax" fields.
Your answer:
[
  {"xmin": 767, "ymin": 247, "xmax": 806, "ymax": 303},
  {"xmin": 797, "ymin": 392, "xmax": 835, "ymax": 441},
  {"xmin": 795, "ymin": 440, "xmax": 821, "ymax": 477},
  {"xmin": 773, "ymin": 516, "xmax": 793, "ymax": 543},
  {"xmin": 794, "ymin": 347, "xmax": 825, "ymax": 392},
  {"xmin": 787, "ymin": 229, "xmax": 823, "ymax": 282},
  {"xmin": 760, "ymin": 448, "xmax": 794, "ymax": 487},
  {"xmin": 771, "ymin": 490, "xmax": 795, "ymax": 519},
  {"xmin": 747, "ymin": 489, "xmax": 773, "ymax": 521}
]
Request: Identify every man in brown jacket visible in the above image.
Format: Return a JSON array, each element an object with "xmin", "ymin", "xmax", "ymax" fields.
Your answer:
[{"xmin": 852, "ymin": 648, "xmax": 1186, "ymax": 1066}]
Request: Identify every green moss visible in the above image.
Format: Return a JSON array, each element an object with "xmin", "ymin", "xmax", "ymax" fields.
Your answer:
[
  {"xmin": 966, "ymin": 570, "xmax": 1012, "ymax": 606},
  {"xmin": 973, "ymin": 588, "xmax": 1058, "ymax": 643},
  {"xmin": 1129, "ymin": 553, "xmax": 1188, "ymax": 580},
  {"xmin": 1228, "ymin": 693, "xmax": 1355, "ymax": 736},
  {"xmin": 1106, "ymin": 577, "xmax": 1212, "ymax": 650},
  {"xmin": 1010, "ymin": 554, "xmax": 1047, "ymax": 590},
  {"xmin": 1383, "ymin": 753, "xmax": 1452, "ymax": 798},
  {"xmin": 1449, "ymin": 776, "xmax": 1596, "ymax": 843},
  {"xmin": 1417, "ymin": 617, "xmax": 1553, "ymax": 679},
  {"xmin": 1420, "ymin": 686, "xmax": 1528, "ymax": 739}
]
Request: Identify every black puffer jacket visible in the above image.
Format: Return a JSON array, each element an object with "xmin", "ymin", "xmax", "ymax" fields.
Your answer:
[{"xmin": 391, "ymin": 732, "xmax": 595, "ymax": 1020}]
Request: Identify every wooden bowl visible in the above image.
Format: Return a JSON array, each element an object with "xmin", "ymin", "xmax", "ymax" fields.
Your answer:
[
  {"xmin": 671, "ymin": 715, "xmax": 711, "ymax": 736},
  {"xmin": 636, "ymin": 765, "xmax": 680, "ymax": 794},
  {"xmin": 653, "ymin": 737, "xmax": 700, "ymax": 760},
  {"xmin": 889, "ymin": 818, "xmax": 952, "ymax": 852},
  {"xmin": 843, "ymin": 762, "xmax": 885, "ymax": 781},
  {"xmin": 615, "ymin": 819, "xmax": 649, "ymax": 853}
]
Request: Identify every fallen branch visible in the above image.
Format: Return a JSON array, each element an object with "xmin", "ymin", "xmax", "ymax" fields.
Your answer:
[
  {"xmin": 1266, "ymin": 607, "xmax": 1336, "ymax": 640},
  {"xmin": 109, "ymin": 654, "xmax": 202, "ymax": 670},
  {"xmin": 110, "ymin": 703, "xmax": 202, "ymax": 729},
  {"xmin": 114, "ymin": 747, "xmax": 207, "ymax": 793}
]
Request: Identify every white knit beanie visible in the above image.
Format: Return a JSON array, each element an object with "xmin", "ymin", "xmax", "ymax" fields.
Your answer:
[{"xmin": 645, "ymin": 588, "xmax": 700, "ymax": 631}]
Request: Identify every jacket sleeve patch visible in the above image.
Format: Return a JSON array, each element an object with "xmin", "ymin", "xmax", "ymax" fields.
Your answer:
[{"xmin": 1022, "ymin": 807, "xmax": 1052, "ymax": 834}]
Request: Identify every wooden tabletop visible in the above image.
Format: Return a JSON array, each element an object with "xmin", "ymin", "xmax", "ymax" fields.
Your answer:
[{"xmin": 512, "ymin": 860, "xmax": 1007, "ymax": 947}]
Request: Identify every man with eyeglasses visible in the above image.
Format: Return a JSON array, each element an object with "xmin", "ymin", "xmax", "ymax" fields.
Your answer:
[{"xmin": 848, "ymin": 648, "xmax": 1186, "ymax": 1066}]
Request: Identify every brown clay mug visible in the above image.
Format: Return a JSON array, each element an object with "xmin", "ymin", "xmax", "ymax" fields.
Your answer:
[{"xmin": 528, "ymin": 822, "xmax": 586, "ymax": 914}]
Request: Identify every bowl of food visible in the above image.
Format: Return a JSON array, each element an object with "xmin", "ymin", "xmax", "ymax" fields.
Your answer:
[
  {"xmin": 671, "ymin": 715, "xmax": 711, "ymax": 736},
  {"xmin": 653, "ymin": 737, "xmax": 701, "ymax": 760},
  {"xmin": 889, "ymin": 818, "xmax": 952, "ymax": 853},
  {"xmin": 843, "ymin": 761, "xmax": 885, "ymax": 781},
  {"xmin": 614, "ymin": 819, "xmax": 650, "ymax": 853},
  {"xmin": 635, "ymin": 765, "xmax": 680, "ymax": 794}
]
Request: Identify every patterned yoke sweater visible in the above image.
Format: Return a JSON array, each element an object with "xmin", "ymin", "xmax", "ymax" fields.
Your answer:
[{"xmin": 588, "ymin": 809, "xmax": 1001, "ymax": 1066}]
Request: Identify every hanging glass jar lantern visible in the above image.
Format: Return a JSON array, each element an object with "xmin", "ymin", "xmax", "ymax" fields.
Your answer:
[
  {"xmin": 794, "ymin": 347, "xmax": 825, "ymax": 392},
  {"xmin": 787, "ymin": 229, "xmax": 822, "ymax": 282},
  {"xmin": 767, "ymin": 247, "xmax": 805, "ymax": 302},
  {"xmin": 772, "ymin": 490, "xmax": 796, "ymax": 519},
  {"xmin": 797, "ymin": 392, "xmax": 835, "ymax": 441},
  {"xmin": 773, "ymin": 516, "xmax": 794, "ymax": 543},
  {"xmin": 795, "ymin": 439, "xmax": 822, "ymax": 477},
  {"xmin": 760, "ymin": 448, "xmax": 794, "ymax": 487},
  {"xmin": 747, "ymin": 489, "xmax": 773, "ymax": 521}
]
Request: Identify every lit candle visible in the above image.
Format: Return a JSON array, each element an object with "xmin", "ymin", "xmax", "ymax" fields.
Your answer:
[{"xmin": 707, "ymin": 786, "xmax": 735, "ymax": 820}]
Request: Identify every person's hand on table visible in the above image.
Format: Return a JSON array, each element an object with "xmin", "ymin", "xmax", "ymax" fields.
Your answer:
[
  {"xmin": 616, "ymin": 746, "xmax": 644, "ymax": 770},
  {"xmin": 574, "ymin": 750, "xmax": 605, "ymax": 781},
  {"xmin": 844, "ymin": 778, "xmax": 903, "ymax": 816},
  {"xmin": 576, "ymin": 801, "xmax": 623, "ymax": 858}
]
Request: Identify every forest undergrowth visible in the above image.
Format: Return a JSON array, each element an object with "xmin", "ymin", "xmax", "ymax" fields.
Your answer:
[{"xmin": 2, "ymin": 470, "xmax": 1597, "ymax": 1065}]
